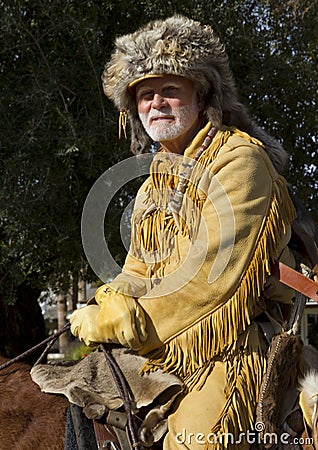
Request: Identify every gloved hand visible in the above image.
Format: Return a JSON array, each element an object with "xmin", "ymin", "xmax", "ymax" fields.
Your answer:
[
  {"xmin": 70, "ymin": 304, "xmax": 101, "ymax": 346},
  {"xmin": 70, "ymin": 285, "xmax": 148, "ymax": 350}
]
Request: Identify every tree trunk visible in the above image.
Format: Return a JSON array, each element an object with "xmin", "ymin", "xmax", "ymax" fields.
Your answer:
[
  {"xmin": 71, "ymin": 272, "xmax": 79, "ymax": 311},
  {"xmin": 57, "ymin": 293, "xmax": 72, "ymax": 356},
  {"xmin": 78, "ymin": 279, "xmax": 87, "ymax": 304}
]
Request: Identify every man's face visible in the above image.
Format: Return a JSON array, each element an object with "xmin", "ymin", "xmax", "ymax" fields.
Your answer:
[{"xmin": 136, "ymin": 75, "xmax": 203, "ymax": 153}]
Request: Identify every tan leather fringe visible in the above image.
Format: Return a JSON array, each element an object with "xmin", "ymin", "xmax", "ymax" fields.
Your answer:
[
  {"xmin": 130, "ymin": 129, "xmax": 233, "ymax": 267},
  {"xmin": 131, "ymin": 128, "xmax": 264, "ymax": 257},
  {"xmin": 140, "ymin": 175, "xmax": 295, "ymax": 387},
  {"xmin": 205, "ymin": 327, "xmax": 267, "ymax": 450}
]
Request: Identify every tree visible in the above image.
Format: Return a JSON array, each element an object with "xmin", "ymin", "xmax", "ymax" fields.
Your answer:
[
  {"xmin": 0, "ymin": 0, "xmax": 317, "ymax": 358},
  {"xmin": 0, "ymin": 0, "xmax": 131, "ymax": 357}
]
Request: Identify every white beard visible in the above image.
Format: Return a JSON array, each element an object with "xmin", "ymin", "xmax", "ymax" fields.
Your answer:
[{"xmin": 139, "ymin": 100, "xmax": 199, "ymax": 143}]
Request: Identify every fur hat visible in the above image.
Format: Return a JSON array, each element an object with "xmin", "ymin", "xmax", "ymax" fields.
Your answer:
[{"xmin": 102, "ymin": 15, "xmax": 288, "ymax": 172}]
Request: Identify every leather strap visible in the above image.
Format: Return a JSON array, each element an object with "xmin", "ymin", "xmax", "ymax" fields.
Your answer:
[
  {"xmin": 93, "ymin": 411, "xmax": 134, "ymax": 450},
  {"xmin": 93, "ymin": 419, "xmax": 121, "ymax": 450},
  {"xmin": 300, "ymin": 421, "xmax": 315, "ymax": 449},
  {"xmin": 272, "ymin": 261, "xmax": 318, "ymax": 303}
]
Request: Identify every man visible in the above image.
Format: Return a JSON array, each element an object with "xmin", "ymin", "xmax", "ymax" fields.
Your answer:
[{"xmin": 70, "ymin": 16, "xmax": 297, "ymax": 449}]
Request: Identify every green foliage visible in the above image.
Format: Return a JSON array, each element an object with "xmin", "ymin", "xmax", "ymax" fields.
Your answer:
[
  {"xmin": 0, "ymin": 0, "xmax": 317, "ymax": 305},
  {"xmin": 67, "ymin": 341, "xmax": 96, "ymax": 361}
]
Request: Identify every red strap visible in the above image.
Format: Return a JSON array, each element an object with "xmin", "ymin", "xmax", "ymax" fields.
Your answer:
[{"xmin": 272, "ymin": 261, "xmax": 318, "ymax": 303}]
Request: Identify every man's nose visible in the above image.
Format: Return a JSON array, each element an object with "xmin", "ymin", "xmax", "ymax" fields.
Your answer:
[{"xmin": 152, "ymin": 93, "xmax": 166, "ymax": 109}]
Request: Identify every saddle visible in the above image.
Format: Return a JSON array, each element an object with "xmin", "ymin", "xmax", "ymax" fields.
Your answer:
[{"xmin": 31, "ymin": 347, "xmax": 184, "ymax": 449}]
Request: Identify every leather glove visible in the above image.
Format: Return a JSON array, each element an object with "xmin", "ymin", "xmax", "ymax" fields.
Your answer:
[
  {"xmin": 70, "ymin": 284, "xmax": 148, "ymax": 350},
  {"xmin": 95, "ymin": 284, "xmax": 148, "ymax": 350},
  {"xmin": 70, "ymin": 304, "xmax": 101, "ymax": 346}
]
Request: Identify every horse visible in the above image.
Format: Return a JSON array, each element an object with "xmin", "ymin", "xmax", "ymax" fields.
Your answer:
[{"xmin": 0, "ymin": 356, "xmax": 68, "ymax": 450}]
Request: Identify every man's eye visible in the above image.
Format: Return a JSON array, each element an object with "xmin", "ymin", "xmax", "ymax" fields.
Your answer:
[
  {"xmin": 165, "ymin": 86, "xmax": 177, "ymax": 92},
  {"xmin": 138, "ymin": 91, "xmax": 153, "ymax": 101},
  {"xmin": 162, "ymin": 86, "xmax": 179, "ymax": 96}
]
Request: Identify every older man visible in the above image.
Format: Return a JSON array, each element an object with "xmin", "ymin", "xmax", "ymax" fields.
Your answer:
[{"xmin": 70, "ymin": 16, "xmax": 297, "ymax": 449}]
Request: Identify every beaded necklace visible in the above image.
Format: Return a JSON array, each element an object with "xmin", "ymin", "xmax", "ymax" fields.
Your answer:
[
  {"xmin": 144, "ymin": 125, "xmax": 217, "ymax": 232},
  {"xmin": 163, "ymin": 126, "xmax": 217, "ymax": 231}
]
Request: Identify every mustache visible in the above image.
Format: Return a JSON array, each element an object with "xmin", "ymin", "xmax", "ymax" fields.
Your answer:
[{"xmin": 143, "ymin": 111, "xmax": 174, "ymax": 121}]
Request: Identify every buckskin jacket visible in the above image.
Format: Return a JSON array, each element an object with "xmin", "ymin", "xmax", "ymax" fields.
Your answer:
[{"xmin": 99, "ymin": 122, "xmax": 296, "ymax": 447}]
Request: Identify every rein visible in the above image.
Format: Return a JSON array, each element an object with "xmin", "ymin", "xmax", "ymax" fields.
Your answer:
[
  {"xmin": 101, "ymin": 344, "xmax": 141, "ymax": 449},
  {"xmin": 0, "ymin": 322, "xmax": 71, "ymax": 371},
  {"xmin": 0, "ymin": 323, "xmax": 141, "ymax": 449}
]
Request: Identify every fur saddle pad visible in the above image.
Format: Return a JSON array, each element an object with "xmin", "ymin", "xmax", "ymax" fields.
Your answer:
[{"xmin": 31, "ymin": 348, "xmax": 184, "ymax": 445}]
